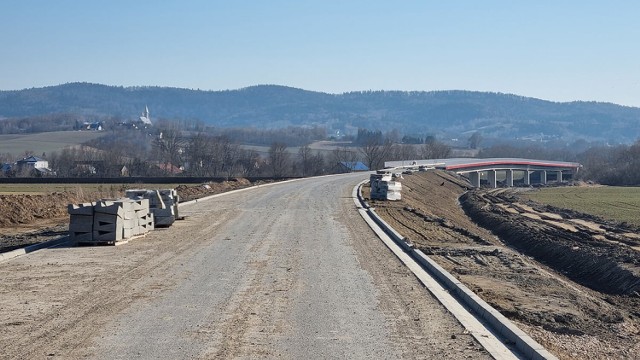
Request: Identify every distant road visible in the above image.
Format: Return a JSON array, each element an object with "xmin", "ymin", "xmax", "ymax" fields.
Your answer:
[{"xmin": 0, "ymin": 173, "xmax": 489, "ymax": 359}]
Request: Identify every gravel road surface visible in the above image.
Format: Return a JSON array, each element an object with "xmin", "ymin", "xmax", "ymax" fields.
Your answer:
[{"xmin": 0, "ymin": 174, "xmax": 489, "ymax": 359}]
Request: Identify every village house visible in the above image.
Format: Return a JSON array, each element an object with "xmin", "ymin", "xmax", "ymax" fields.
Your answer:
[{"xmin": 16, "ymin": 156, "xmax": 55, "ymax": 176}]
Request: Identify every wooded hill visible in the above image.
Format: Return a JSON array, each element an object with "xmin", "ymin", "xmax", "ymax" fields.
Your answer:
[{"xmin": 1, "ymin": 82, "xmax": 639, "ymax": 143}]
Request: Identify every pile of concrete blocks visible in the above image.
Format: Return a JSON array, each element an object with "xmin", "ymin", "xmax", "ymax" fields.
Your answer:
[
  {"xmin": 68, "ymin": 198, "xmax": 154, "ymax": 245},
  {"xmin": 370, "ymin": 173, "xmax": 402, "ymax": 201},
  {"xmin": 68, "ymin": 202, "xmax": 96, "ymax": 243},
  {"xmin": 125, "ymin": 189, "xmax": 179, "ymax": 227}
]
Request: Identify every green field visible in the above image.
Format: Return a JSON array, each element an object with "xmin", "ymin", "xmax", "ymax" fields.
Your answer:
[
  {"xmin": 520, "ymin": 186, "xmax": 640, "ymax": 227},
  {"xmin": 0, "ymin": 131, "xmax": 106, "ymax": 158}
]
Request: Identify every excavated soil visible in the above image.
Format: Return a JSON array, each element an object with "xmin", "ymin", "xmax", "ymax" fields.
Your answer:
[
  {"xmin": 0, "ymin": 178, "xmax": 254, "ymax": 253},
  {"xmin": 368, "ymin": 171, "xmax": 640, "ymax": 360}
]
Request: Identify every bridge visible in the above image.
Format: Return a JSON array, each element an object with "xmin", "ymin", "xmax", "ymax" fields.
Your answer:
[{"xmin": 385, "ymin": 158, "xmax": 582, "ymax": 188}]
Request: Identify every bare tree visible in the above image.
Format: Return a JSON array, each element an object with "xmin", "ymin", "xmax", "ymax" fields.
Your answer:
[
  {"xmin": 421, "ymin": 139, "xmax": 451, "ymax": 159},
  {"xmin": 359, "ymin": 137, "xmax": 393, "ymax": 170},
  {"xmin": 330, "ymin": 146, "xmax": 360, "ymax": 172},
  {"xmin": 298, "ymin": 145, "xmax": 313, "ymax": 177},
  {"xmin": 268, "ymin": 142, "xmax": 290, "ymax": 178},
  {"xmin": 468, "ymin": 132, "xmax": 483, "ymax": 149},
  {"xmin": 154, "ymin": 128, "xmax": 186, "ymax": 174}
]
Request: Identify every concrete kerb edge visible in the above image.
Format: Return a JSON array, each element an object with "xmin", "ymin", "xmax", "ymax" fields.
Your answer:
[
  {"xmin": 0, "ymin": 236, "xmax": 71, "ymax": 263},
  {"xmin": 352, "ymin": 183, "xmax": 558, "ymax": 360}
]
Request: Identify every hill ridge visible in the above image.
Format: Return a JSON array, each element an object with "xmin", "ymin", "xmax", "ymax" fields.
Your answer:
[{"xmin": 1, "ymin": 83, "xmax": 638, "ymax": 143}]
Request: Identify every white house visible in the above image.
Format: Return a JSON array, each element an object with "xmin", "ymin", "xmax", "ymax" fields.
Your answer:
[{"xmin": 16, "ymin": 155, "xmax": 49, "ymax": 170}]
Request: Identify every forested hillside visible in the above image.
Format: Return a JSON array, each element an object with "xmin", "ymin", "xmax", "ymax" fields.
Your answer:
[{"xmin": 1, "ymin": 83, "xmax": 639, "ymax": 143}]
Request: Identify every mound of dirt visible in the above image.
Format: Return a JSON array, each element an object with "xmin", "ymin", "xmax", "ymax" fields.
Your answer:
[
  {"xmin": 461, "ymin": 190, "xmax": 640, "ymax": 296},
  {"xmin": 0, "ymin": 192, "xmax": 89, "ymax": 228},
  {"xmin": 175, "ymin": 178, "xmax": 253, "ymax": 202}
]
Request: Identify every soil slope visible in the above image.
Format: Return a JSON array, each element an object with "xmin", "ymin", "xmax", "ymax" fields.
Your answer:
[{"xmin": 368, "ymin": 170, "xmax": 640, "ymax": 360}]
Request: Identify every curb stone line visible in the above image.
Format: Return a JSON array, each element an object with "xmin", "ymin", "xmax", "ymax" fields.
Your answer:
[{"xmin": 353, "ymin": 183, "xmax": 557, "ymax": 360}]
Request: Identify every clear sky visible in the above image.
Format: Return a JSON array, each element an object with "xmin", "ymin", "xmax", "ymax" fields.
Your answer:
[{"xmin": 1, "ymin": 1, "xmax": 639, "ymax": 106}]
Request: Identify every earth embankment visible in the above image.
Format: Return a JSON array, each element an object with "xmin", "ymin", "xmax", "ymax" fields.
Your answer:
[{"xmin": 368, "ymin": 170, "xmax": 640, "ymax": 360}]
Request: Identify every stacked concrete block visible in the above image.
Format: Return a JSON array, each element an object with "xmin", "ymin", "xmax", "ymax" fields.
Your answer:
[
  {"xmin": 68, "ymin": 198, "xmax": 153, "ymax": 245},
  {"xmin": 125, "ymin": 188, "xmax": 180, "ymax": 228},
  {"xmin": 370, "ymin": 173, "xmax": 403, "ymax": 201},
  {"xmin": 131, "ymin": 198, "xmax": 154, "ymax": 235},
  {"xmin": 93, "ymin": 200, "xmax": 131, "ymax": 243},
  {"xmin": 68, "ymin": 202, "xmax": 96, "ymax": 243}
]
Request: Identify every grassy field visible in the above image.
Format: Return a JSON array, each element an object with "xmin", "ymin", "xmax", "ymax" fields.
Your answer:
[
  {"xmin": 520, "ymin": 186, "xmax": 640, "ymax": 227},
  {"xmin": 0, "ymin": 131, "xmax": 105, "ymax": 158},
  {"xmin": 0, "ymin": 183, "xmax": 186, "ymax": 196}
]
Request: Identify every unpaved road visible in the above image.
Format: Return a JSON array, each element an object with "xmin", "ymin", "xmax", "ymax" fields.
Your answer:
[{"xmin": 0, "ymin": 174, "xmax": 489, "ymax": 359}]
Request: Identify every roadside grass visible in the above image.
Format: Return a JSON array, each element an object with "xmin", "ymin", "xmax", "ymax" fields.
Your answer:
[{"xmin": 520, "ymin": 186, "xmax": 640, "ymax": 227}]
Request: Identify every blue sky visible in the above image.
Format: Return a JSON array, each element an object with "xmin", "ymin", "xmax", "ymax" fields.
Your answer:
[{"xmin": 1, "ymin": 1, "xmax": 639, "ymax": 106}]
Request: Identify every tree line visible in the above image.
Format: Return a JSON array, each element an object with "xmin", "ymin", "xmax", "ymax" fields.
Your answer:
[{"xmin": 4, "ymin": 121, "xmax": 640, "ymax": 186}]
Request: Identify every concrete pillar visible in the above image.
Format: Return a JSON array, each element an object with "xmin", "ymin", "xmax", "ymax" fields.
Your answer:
[
  {"xmin": 488, "ymin": 170, "xmax": 497, "ymax": 188},
  {"xmin": 523, "ymin": 170, "xmax": 531, "ymax": 185},
  {"xmin": 505, "ymin": 169, "xmax": 514, "ymax": 187},
  {"xmin": 556, "ymin": 171, "xmax": 563, "ymax": 183},
  {"xmin": 540, "ymin": 170, "xmax": 547, "ymax": 185},
  {"xmin": 469, "ymin": 171, "xmax": 481, "ymax": 187}
]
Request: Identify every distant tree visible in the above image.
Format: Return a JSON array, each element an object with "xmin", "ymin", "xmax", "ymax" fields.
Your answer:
[
  {"xmin": 153, "ymin": 128, "xmax": 185, "ymax": 175},
  {"xmin": 401, "ymin": 135, "xmax": 423, "ymax": 144},
  {"xmin": 268, "ymin": 142, "xmax": 290, "ymax": 178},
  {"xmin": 421, "ymin": 139, "xmax": 451, "ymax": 159},
  {"xmin": 360, "ymin": 136, "xmax": 394, "ymax": 170},
  {"xmin": 236, "ymin": 149, "xmax": 262, "ymax": 177},
  {"xmin": 298, "ymin": 145, "xmax": 313, "ymax": 177},
  {"xmin": 330, "ymin": 146, "xmax": 360, "ymax": 172},
  {"xmin": 468, "ymin": 132, "xmax": 483, "ymax": 149}
]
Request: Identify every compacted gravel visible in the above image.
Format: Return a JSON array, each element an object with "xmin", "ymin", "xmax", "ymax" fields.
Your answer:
[{"xmin": 0, "ymin": 173, "xmax": 489, "ymax": 359}]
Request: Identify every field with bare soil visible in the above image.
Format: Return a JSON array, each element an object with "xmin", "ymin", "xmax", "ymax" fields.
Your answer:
[{"xmin": 367, "ymin": 171, "xmax": 640, "ymax": 360}]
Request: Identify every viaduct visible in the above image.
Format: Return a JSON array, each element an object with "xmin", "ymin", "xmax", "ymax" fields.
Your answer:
[{"xmin": 384, "ymin": 158, "xmax": 582, "ymax": 188}]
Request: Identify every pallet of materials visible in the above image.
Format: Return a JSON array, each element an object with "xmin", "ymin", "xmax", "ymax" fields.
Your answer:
[
  {"xmin": 125, "ymin": 188, "xmax": 180, "ymax": 227},
  {"xmin": 68, "ymin": 198, "xmax": 153, "ymax": 245},
  {"xmin": 370, "ymin": 173, "xmax": 402, "ymax": 201}
]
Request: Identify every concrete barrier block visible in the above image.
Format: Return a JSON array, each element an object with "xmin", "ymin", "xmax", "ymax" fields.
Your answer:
[
  {"xmin": 122, "ymin": 218, "xmax": 136, "ymax": 229},
  {"xmin": 70, "ymin": 231, "xmax": 93, "ymax": 243},
  {"xmin": 68, "ymin": 202, "xmax": 95, "ymax": 215},
  {"xmin": 152, "ymin": 207, "xmax": 175, "ymax": 217},
  {"xmin": 94, "ymin": 213, "xmax": 124, "ymax": 233},
  {"xmin": 93, "ymin": 229, "xmax": 123, "ymax": 242},
  {"xmin": 69, "ymin": 215, "xmax": 93, "ymax": 232},
  {"xmin": 94, "ymin": 201, "xmax": 124, "ymax": 217},
  {"xmin": 122, "ymin": 227, "xmax": 134, "ymax": 239},
  {"xmin": 130, "ymin": 198, "xmax": 149, "ymax": 211},
  {"xmin": 94, "ymin": 212, "xmax": 120, "ymax": 224},
  {"xmin": 154, "ymin": 215, "xmax": 175, "ymax": 227}
]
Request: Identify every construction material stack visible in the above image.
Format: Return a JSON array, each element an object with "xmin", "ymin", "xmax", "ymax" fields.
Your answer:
[
  {"xmin": 125, "ymin": 189, "xmax": 179, "ymax": 227},
  {"xmin": 370, "ymin": 173, "xmax": 402, "ymax": 201},
  {"xmin": 67, "ymin": 198, "xmax": 153, "ymax": 245},
  {"xmin": 68, "ymin": 202, "xmax": 96, "ymax": 243}
]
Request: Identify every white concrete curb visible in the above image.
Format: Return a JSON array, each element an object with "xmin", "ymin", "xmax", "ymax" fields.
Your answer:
[
  {"xmin": 0, "ymin": 237, "xmax": 71, "ymax": 263},
  {"xmin": 353, "ymin": 183, "xmax": 557, "ymax": 360}
]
